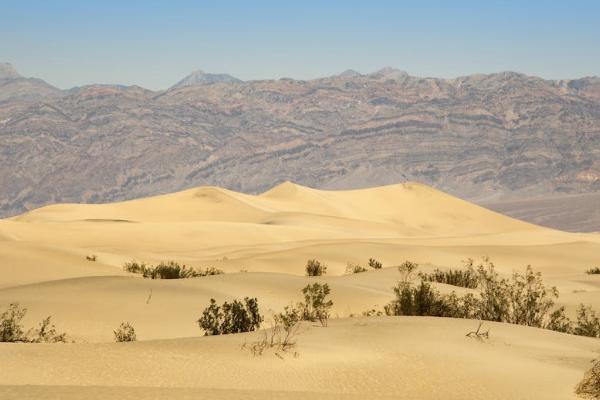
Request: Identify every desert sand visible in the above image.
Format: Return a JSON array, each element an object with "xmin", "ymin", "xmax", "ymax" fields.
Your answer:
[{"xmin": 0, "ymin": 182, "xmax": 599, "ymax": 399}]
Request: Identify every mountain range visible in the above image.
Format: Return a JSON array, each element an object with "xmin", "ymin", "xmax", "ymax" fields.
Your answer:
[{"xmin": 0, "ymin": 63, "xmax": 599, "ymax": 230}]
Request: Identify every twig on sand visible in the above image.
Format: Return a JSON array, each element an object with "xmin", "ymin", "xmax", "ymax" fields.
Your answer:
[
  {"xmin": 466, "ymin": 321, "xmax": 490, "ymax": 340},
  {"xmin": 146, "ymin": 289, "xmax": 153, "ymax": 304}
]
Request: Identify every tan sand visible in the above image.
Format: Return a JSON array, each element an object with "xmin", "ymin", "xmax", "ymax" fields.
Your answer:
[{"xmin": 0, "ymin": 182, "xmax": 599, "ymax": 398}]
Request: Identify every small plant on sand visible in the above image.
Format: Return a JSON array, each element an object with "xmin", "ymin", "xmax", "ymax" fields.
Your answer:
[
  {"xmin": 123, "ymin": 260, "xmax": 224, "ymax": 279},
  {"xmin": 368, "ymin": 258, "xmax": 383, "ymax": 269},
  {"xmin": 305, "ymin": 259, "xmax": 327, "ymax": 276},
  {"xmin": 573, "ymin": 305, "xmax": 600, "ymax": 338},
  {"xmin": 300, "ymin": 283, "xmax": 333, "ymax": 326},
  {"xmin": 419, "ymin": 260, "xmax": 478, "ymax": 289},
  {"xmin": 398, "ymin": 261, "xmax": 419, "ymax": 283},
  {"xmin": 0, "ymin": 303, "xmax": 29, "ymax": 342},
  {"xmin": 576, "ymin": 358, "xmax": 600, "ymax": 399},
  {"xmin": 86, "ymin": 254, "xmax": 97, "ymax": 262},
  {"xmin": 0, "ymin": 303, "xmax": 67, "ymax": 343},
  {"xmin": 586, "ymin": 267, "xmax": 600, "ymax": 275},
  {"xmin": 345, "ymin": 262, "xmax": 368, "ymax": 274},
  {"xmin": 198, "ymin": 297, "xmax": 262, "ymax": 336},
  {"xmin": 244, "ymin": 305, "xmax": 302, "ymax": 357},
  {"xmin": 114, "ymin": 322, "xmax": 137, "ymax": 342}
]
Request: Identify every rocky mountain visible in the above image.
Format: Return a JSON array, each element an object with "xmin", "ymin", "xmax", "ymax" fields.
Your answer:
[
  {"xmin": 0, "ymin": 65, "xmax": 599, "ymax": 230},
  {"xmin": 0, "ymin": 63, "xmax": 61, "ymax": 103},
  {"xmin": 170, "ymin": 69, "xmax": 242, "ymax": 89}
]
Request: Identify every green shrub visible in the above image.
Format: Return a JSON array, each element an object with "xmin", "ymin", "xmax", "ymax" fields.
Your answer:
[
  {"xmin": 586, "ymin": 267, "xmax": 600, "ymax": 275},
  {"xmin": 346, "ymin": 262, "xmax": 368, "ymax": 274},
  {"xmin": 114, "ymin": 322, "xmax": 136, "ymax": 342},
  {"xmin": 419, "ymin": 265, "xmax": 478, "ymax": 289},
  {"xmin": 300, "ymin": 283, "xmax": 333, "ymax": 326},
  {"xmin": 545, "ymin": 306, "xmax": 572, "ymax": 333},
  {"xmin": 305, "ymin": 259, "xmax": 327, "ymax": 276},
  {"xmin": 576, "ymin": 358, "xmax": 600, "ymax": 399},
  {"xmin": 198, "ymin": 297, "xmax": 262, "ymax": 335},
  {"xmin": 0, "ymin": 303, "xmax": 29, "ymax": 342},
  {"xmin": 0, "ymin": 303, "xmax": 66, "ymax": 343},
  {"xmin": 123, "ymin": 260, "xmax": 224, "ymax": 279},
  {"xmin": 368, "ymin": 258, "xmax": 383, "ymax": 269},
  {"xmin": 573, "ymin": 305, "xmax": 600, "ymax": 338}
]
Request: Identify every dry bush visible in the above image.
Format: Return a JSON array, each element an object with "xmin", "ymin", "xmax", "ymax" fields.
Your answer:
[
  {"xmin": 305, "ymin": 259, "xmax": 327, "ymax": 276},
  {"xmin": 0, "ymin": 303, "xmax": 66, "ymax": 343},
  {"xmin": 576, "ymin": 358, "xmax": 600, "ymax": 399},
  {"xmin": 465, "ymin": 321, "xmax": 490, "ymax": 340},
  {"xmin": 346, "ymin": 262, "xmax": 368, "ymax": 274},
  {"xmin": 123, "ymin": 260, "xmax": 224, "ymax": 279},
  {"xmin": 86, "ymin": 254, "xmax": 97, "ymax": 262},
  {"xmin": 368, "ymin": 258, "xmax": 383, "ymax": 269},
  {"xmin": 398, "ymin": 261, "xmax": 419, "ymax": 283},
  {"xmin": 244, "ymin": 305, "xmax": 301, "ymax": 357},
  {"xmin": 586, "ymin": 267, "xmax": 600, "ymax": 275},
  {"xmin": 114, "ymin": 322, "xmax": 136, "ymax": 342},
  {"xmin": 574, "ymin": 305, "xmax": 600, "ymax": 338}
]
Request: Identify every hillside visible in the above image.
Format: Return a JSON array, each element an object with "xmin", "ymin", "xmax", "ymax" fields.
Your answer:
[{"xmin": 0, "ymin": 64, "xmax": 598, "ymax": 231}]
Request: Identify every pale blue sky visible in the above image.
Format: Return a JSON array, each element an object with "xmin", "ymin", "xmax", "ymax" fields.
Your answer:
[{"xmin": 1, "ymin": 0, "xmax": 599, "ymax": 90}]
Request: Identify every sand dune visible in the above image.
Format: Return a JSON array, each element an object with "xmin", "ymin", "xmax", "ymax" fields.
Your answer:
[{"xmin": 0, "ymin": 181, "xmax": 599, "ymax": 398}]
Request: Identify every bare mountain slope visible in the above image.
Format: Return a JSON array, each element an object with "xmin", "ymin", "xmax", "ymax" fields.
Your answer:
[{"xmin": 0, "ymin": 65, "xmax": 598, "ymax": 230}]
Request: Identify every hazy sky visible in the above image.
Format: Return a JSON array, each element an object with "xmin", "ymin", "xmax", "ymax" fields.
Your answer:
[{"xmin": 2, "ymin": 0, "xmax": 599, "ymax": 90}]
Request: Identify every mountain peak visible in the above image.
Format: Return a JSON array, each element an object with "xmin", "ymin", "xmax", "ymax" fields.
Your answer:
[
  {"xmin": 0, "ymin": 63, "xmax": 20, "ymax": 79},
  {"xmin": 170, "ymin": 69, "xmax": 242, "ymax": 89},
  {"xmin": 338, "ymin": 69, "xmax": 362, "ymax": 78},
  {"xmin": 370, "ymin": 67, "xmax": 409, "ymax": 80}
]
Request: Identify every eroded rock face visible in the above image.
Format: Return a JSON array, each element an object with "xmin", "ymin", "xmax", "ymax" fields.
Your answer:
[{"xmin": 0, "ymin": 67, "xmax": 599, "ymax": 221}]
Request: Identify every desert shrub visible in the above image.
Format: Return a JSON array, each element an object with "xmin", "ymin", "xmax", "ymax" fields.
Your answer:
[
  {"xmin": 114, "ymin": 322, "xmax": 136, "ymax": 342},
  {"xmin": 346, "ymin": 262, "xmax": 368, "ymax": 274},
  {"xmin": 198, "ymin": 297, "xmax": 262, "ymax": 336},
  {"xmin": 86, "ymin": 254, "xmax": 97, "ymax": 262},
  {"xmin": 573, "ymin": 305, "xmax": 600, "ymax": 338},
  {"xmin": 123, "ymin": 260, "xmax": 224, "ymax": 279},
  {"xmin": 0, "ymin": 303, "xmax": 29, "ymax": 342},
  {"xmin": 545, "ymin": 306, "xmax": 572, "ymax": 333},
  {"xmin": 30, "ymin": 316, "xmax": 67, "ymax": 343},
  {"xmin": 300, "ymin": 283, "xmax": 333, "ymax": 326},
  {"xmin": 472, "ymin": 257, "xmax": 511, "ymax": 322},
  {"xmin": 244, "ymin": 306, "xmax": 301, "ymax": 357},
  {"xmin": 507, "ymin": 265, "xmax": 559, "ymax": 327},
  {"xmin": 362, "ymin": 308, "xmax": 384, "ymax": 317},
  {"xmin": 385, "ymin": 281, "xmax": 454, "ymax": 317},
  {"xmin": 123, "ymin": 260, "xmax": 147, "ymax": 274},
  {"xmin": 305, "ymin": 259, "xmax": 327, "ymax": 276},
  {"xmin": 368, "ymin": 258, "xmax": 383, "ymax": 269},
  {"xmin": 419, "ymin": 265, "xmax": 478, "ymax": 289},
  {"xmin": 398, "ymin": 261, "xmax": 419, "ymax": 283},
  {"xmin": 586, "ymin": 267, "xmax": 600, "ymax": 275},
  {"xmin": 576, "ymin": 358, "xmax": 600, "ymax": 399},
  {"xmin": 0, "ymin": 303, "xmax": 67, "ymax": 343}
]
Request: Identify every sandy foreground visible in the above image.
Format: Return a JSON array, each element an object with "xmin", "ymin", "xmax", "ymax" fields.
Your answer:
[{"xmin": 0, "ymin": 182, "xmax": 599, "ymax": 399}]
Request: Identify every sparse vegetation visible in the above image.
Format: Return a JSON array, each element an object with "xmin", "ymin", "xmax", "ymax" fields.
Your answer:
[
  {"xmin": 244, "ymin": 305, "xmax": 302, "ymax": 357},
  {"xmin": 385, "ymin": 257, "xmax": 600, "ymax": 338},
  {"xmin": 123, "ymin": 260, "xmax": 224, "ymax": 279},
  {"xmin": 346, "ymin": 262, "xmax": 368, "ymax": 274},
  {"xmin": 300, "ymin": 283, "xmax": 333, "ymax": 326},
  {"xmin": 419, "ymin": 262, "xmax": 478, "ymax": 288},
  {"xmin": 86, "ymin": 254, "xmax": 97, "ymax": 262},
  {"xmin": 198, "ymin": 297, "xmax": 262, "ymax": 336},
  {"xmin": 305, "ymin": 259, "xmax": 327, "ymax": 276},
  {"xmin": 398, "ymin": 260, "xmax": 419, "ymax": 283},
  {"xmin": 0, "ymin": 303, "xmax": 66, "ymax": 343},
  {"xmin": 586, "ymin": 267, "xmax": 600, "ymax": 275},
  {"xmin": 576, "ymin": 358, "xmax": 600, "ymax": 399},
  {"xmin": 114, "ymin": 322, "xmax": 137, "ymax": 342},
  {"xmin": 368, "ymin": 258, "xmax": 383, "ymax": 269}
]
